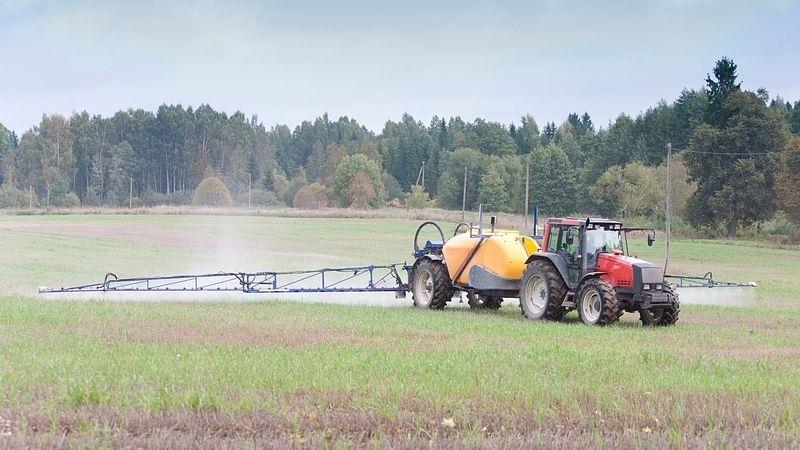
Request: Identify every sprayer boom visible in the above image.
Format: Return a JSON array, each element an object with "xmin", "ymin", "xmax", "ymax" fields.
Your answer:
[{"xmin": 39, "ymin": 264, "xmax": 410, "ymax": 296}]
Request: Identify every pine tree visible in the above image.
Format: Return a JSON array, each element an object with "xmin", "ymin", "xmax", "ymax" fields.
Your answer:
[{"xmin": 706, "ymin": 57, "xmax": 741, "ymax": 126}]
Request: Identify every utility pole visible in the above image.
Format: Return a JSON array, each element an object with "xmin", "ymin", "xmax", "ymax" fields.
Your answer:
[
  {"xmin": 248, "ymin": 173, "xmax": 252, "ymax": 209},
  {"xmin": 29, "ymin": 185, "xmax": 33, "ymax": 209},
  {"xmin": 461, "ymin": 166, "xmax": 467, "ymax": 221},
  {"xmin": 129, "ymin": 177, "xmax": 133, "ymax": 209},
  {"xmin": 524, "ymin": 162, "xmax": 530, "ymax": 232},
  {"xmin": 421, "ymin": 161, "xmax": 425, "ymax": 191},
  {"xmin": 665, "ymin": 143, "xmax": 672, "ymax": 275}
]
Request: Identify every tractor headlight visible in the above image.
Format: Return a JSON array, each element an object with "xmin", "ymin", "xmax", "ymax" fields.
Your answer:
[
  {"xmin": 655, "ymin": 284, "xmax": 662, "ymax": 290},
  {"xmin": 642, "ymin": 284, "xmax": 650, "ymax": 290}
]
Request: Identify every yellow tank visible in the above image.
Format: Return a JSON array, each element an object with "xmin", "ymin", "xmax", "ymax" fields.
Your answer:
[{"xmin": 442, "ymin": 230, "xmax": 540, "ymax": 290}]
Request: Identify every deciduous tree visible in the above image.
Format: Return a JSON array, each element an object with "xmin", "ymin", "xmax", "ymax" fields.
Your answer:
[
  {"xmin": 478, "ymin": 165, "xmax": 510, "ymax": 213},
  {"xmin": 529, "ymin": 144, "xmax": 578, "ymax": 217},
  {"xmin": 685, "ymin": 90, "xmax": 788, "ymax": 236},
  {"xmin": 332, "ymin": 154, "xmax": 384, "ymax": 208},
  {"xmin": 776, "ymin": 136, "xmax": 800, "ymax": 224}
]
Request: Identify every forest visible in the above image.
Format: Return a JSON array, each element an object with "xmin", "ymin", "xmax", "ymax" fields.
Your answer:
[{"xmin": 1, "ymin": 58, "xmax": 799, "ymax": 237}]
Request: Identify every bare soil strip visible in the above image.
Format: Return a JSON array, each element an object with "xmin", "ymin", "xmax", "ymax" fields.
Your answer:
[{"xmin": 2, "ymin": 390, "xmax": 797, "ymax": 449}]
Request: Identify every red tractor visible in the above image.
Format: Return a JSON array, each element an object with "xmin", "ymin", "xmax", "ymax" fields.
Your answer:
[{"xmin": 519, "ymin": 217, "xmax": 680, "ymax": 326}]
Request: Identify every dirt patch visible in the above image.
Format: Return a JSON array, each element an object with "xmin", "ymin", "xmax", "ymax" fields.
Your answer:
[{"xmin": 1, "ymin": 390, "xmax": 798, "ymax": 448}]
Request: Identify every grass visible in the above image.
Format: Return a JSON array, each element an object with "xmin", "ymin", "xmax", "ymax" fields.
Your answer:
[{"xmin": 1, "ymin": 214, "xmax": 799, "ymax": 447}]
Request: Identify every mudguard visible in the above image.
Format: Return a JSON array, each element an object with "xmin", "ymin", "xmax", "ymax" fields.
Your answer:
[
  {"xmin": 577, "ymin": 271, "xmax": 605, "ymax": 288},
  {"xmin": 419, "ymin": 253, "xmax": 444, "ymax": 262},
  {"xmin": 525, "ymin": 253, "xmax": 571, "ymax": 287}
]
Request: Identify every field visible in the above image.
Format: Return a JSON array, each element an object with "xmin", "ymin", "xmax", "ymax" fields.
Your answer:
[{"xmin": 1, "ymin": 213, "xmax": 799, "ymax": 448}]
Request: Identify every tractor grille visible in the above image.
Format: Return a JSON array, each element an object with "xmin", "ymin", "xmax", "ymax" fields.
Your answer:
[
  {"xmin": 640, "ymin": 266, "xmax": 663, "ymax": 284},
  {"xmin": 633, "ymin": 263, "xmax": 664, "ymax": 288}
]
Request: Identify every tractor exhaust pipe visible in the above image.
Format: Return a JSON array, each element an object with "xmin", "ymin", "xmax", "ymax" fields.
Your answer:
[{"xmin": 477, "ymin": 204, "xmax": 483, "ymax": 235}]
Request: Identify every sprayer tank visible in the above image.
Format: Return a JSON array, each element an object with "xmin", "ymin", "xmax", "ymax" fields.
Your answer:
[{"xmin": 442, "ymin": 231, "xmax": 539, "ymax": 288}]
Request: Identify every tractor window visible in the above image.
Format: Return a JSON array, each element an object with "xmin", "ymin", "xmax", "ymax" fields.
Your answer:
[
  {"xmin": 548, "ymin": 226, "xmax": 579, "ymax": 261},
  {"xmin": 546, "ymin": 226, "xmax": 560, "ymax": 252},
  {"xmin": 585, "ymin": 229, "xmax": 624, "ymax": 267}
]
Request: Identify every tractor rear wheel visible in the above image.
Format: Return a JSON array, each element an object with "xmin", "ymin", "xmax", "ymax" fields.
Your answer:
[
  {"xmin": 411, "ymin": 259, "xmax": 451, "ymax": 309},
  {"xmin": 467, "ymin": 293, "xmax": 503, "ymax": 310},
  {"xmin": 576, "ymin": 278, "xmax": 622, "ymax": 326},
  {"xmin": 639, "ymin": 286, "xmax": 680, "ymax": 326},
  {"xmin": 519, "ymin": 260, "xmax": 567, "ymax": 321}
]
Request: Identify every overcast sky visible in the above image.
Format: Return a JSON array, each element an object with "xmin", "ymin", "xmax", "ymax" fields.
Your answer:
[{"xmin": 1, "ymin": 0, "xmax": 798, "ymax": 135}]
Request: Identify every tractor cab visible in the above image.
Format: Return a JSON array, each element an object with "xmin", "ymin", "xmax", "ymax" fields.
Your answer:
[
  {"xmin": 542, "ymin": 218, "xmax": 656, "ymax": 283},
  {"xmin": 542, "ymin": 218, "xmax": 621, "ymax": 282}
]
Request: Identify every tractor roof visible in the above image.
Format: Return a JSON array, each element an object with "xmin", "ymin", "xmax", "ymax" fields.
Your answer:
[
  {"xmin": 547, "ymin": 217, "xmax": 624, "ymax": 229},
  {"xmin": 585, "ymin": 218, "xmax": 624, "ymax": 230}
]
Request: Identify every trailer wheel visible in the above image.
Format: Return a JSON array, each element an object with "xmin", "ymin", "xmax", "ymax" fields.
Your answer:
[
  {"xmin": 639, "ymin": 286, "xmax": 680, "ymax": 326},
  {"xmin": 576, "ymin": 278, "xmax": 622, "ymax": 326},
  {"xmin": 467, "ymin": 293, "xmax": 503, "ymax": 310},
  {"xmin": 519, "ymin": 260, "xmax": 567, "ymax": 321},
  {"xmin": 411, "ymin": 259, "xmax": 451, "ymax": 309}
]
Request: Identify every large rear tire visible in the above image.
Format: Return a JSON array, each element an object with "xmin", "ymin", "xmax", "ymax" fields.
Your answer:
[
  {"xmin": 411, "ymin": 259, "xmax": 451, "ymax": 309},
  {"xmin": 576, "ymin": 278, "xmax": 622, "ymax": 326},
  {"xmin": 639, "ymin": 285, "xmax": 680, "ymax": 326},
  {"xmin": 519, "ymin": 260, "xmax": 567, "ymax": 321},
  {"xmin": 467, "ymin": 293, "xmax": 503, "ymax": 310}
]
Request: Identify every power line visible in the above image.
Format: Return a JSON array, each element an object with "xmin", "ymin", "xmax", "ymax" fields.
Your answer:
[
  {"xmin": 672, "ymin": 147, "xmax": 775, "ymax": 156},
  {"xmin": 425, "ymin": 165, "xmax": 480, "ymax": 177},
  {"xmin": 680, "ymin": 150, "xmax": 776, "ymax": 156}
]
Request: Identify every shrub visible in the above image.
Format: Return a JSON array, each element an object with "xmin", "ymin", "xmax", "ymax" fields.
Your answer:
[
  {"xmin": 192, "ymin": 177, "xmax": 233, "ymax": 207},
  {"xmin": 0, "ymin": 186, "xmax": 30, "ymax": 208},
  {"xmin": 52, "ymin": 192, "xmax": 80, "ymax": 208},
  {"xmin": 405, "ymin": 185, "xmax": 434, "ymax": 209},
  {"xmin": 141, "ymin": 190, "xmax": 194, "ymax": 206},
  {"xmin": 278, "ymin": 169, "xmax": 307, "ymax": 205},
  {"xmin": 293, "ymin": 182, "xmax": 329, "ymax": 209},
  {"xmin": 248, "ymin": 189, "xmax": 283, "ymax": 207}
]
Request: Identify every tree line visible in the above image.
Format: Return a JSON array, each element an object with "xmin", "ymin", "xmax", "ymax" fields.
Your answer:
[{"xmin": 1, "ymin": 58, "xmax": 799, "ymax": 236}]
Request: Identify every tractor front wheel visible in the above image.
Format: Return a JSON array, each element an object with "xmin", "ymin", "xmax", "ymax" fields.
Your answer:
[
  {"xmin": 519, "ymin": 260, "xmax": 567, "ymax": 321},
  {"xmin": 411, "ymin": 259, "xmax": 451, "ymax": 309},
  {"xmin": 467, "ymin": 293, "xmax": 503, "ymax": 310},
  {"xmin": 639, "ymin": 286, "xmax": 680, "ymax": 326},
  {"xmin": 576, "ymin": 278, "xmax": 622, "ymax": 326}
]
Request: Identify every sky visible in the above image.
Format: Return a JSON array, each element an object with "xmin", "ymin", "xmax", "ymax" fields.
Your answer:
[{"xmin": 0, "ymin": 0, "xmax": 798, "ymax": 135}]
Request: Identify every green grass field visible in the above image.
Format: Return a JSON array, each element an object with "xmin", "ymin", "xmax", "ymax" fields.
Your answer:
[{"xmin": 1, "ymin": 214, "xmax": 799, "ymax": 447}]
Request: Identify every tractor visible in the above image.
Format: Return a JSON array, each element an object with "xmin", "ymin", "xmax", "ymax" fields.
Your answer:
[{"xmin": 410, "ymin": 215, "xmax": 679, "ymax": 326}]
